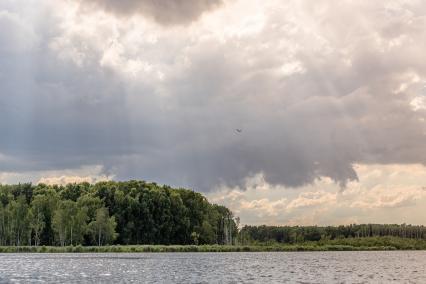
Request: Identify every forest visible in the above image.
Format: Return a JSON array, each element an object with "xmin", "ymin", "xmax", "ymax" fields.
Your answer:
[
  {"xmin": 240, "ymin": 224, "xmax": 426, "ymax": 244},
  {"xmin": 0, "ymin": 181, "xmax": 238, "ymax": 246},
  {"xmin": 1, "ymin": 180, "xmax": 426, "ymax": 249}
]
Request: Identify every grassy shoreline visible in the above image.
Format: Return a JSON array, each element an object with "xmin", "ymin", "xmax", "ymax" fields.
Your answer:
[{"xmin": 1, "ymin": 237, "xmax": 426, "ymax": 253}]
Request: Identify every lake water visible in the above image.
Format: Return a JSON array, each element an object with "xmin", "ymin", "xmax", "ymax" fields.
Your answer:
[{"xmin": 0, "ymin": 251, "xmax": 425, "ymax": 283}]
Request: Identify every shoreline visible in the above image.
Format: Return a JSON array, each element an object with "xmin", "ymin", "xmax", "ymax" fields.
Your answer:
[{"xmin": 0, "ymin": 244, "xmax": 423, "ymax": 253}]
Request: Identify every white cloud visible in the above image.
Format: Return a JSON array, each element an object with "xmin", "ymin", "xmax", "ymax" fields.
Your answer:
[
  {"xmin": 286, "ymin": 191, "xmax": 336, "ymax": 210},
  {"xmin": 37, "ymin": 175, "xmax": 109, "ymax": 185},
  {"xmin": 208, "ymin": 164, "xmax": 426, "ymax": 225},
  {"xmin": 240, "ymin": 198, "xmax": 287, "ymax": 218},
  {"xmin": 0, "ymin": 10, "xmax": 38, "ymax": 53},
  {"xmin": 0, "ymin": 165, "xmax": 112, "ymax": 185},
  {"xmin": 411, "ymin": 96, "xmax": 426, "ymax": 111}
]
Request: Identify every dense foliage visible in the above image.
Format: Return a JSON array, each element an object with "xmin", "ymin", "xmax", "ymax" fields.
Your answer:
[
  {"xmin": 0, "ymin": 181, "xmax": 238, "ymax": 246},
  {"xmin": 2, "ymin": 181, "xmax": 425, "ymax": 249},
  {"xmin": 240, "ymin": 224, "xmax": 426, "ymax": 244}
]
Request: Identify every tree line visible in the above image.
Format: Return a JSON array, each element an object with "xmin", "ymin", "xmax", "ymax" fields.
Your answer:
[
  {"xmin": 3, "ymin": 181, "xmax": 424, "ymax": 248},
  {"xmin": 0, "ymin": 181, "xmax": 238, "ymax": 246},
  {"xmin": 239, "ymin": 224, "xmax": 426, "ymax": 244}
]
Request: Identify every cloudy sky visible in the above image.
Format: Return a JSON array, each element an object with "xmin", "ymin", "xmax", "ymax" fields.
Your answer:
[{"xmin": 1, "ymin": 0, "xmax": 426, "ymax": 225}]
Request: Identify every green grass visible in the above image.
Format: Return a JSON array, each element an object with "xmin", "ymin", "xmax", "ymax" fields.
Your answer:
[{"xmin": 1, "ymin": 237, "xmax": 425, "ymax": 253}]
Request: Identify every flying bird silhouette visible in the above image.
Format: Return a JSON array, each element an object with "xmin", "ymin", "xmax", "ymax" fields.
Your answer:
[{"xmin": 235, "ymin": 129, "xmax": 242, "ymax": 133}]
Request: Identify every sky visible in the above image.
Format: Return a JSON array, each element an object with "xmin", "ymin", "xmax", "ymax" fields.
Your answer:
[{"xmin": 1, "ymin": 0, "xmax": 426, "ymax": 226}]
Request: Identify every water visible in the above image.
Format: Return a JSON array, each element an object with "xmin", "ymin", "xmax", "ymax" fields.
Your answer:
[{"xmin": 0, "ymin": 251, "xmax": 424, "ymax": 283}]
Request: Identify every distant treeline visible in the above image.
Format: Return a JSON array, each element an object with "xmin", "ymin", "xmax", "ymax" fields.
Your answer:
[
  {"xmin": 2, "ymin": 181, "xmax": 426, "ymax": 248},
  {"xmin": 0, "ymin": 181, "xmax": 237, "ymax": 246},
  {"xmin": 240, "ymin": 224, "xmax": 426, "ymax": 244}
]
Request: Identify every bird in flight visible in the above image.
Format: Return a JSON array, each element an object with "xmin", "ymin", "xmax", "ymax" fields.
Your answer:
[{"xmin": 235, "ymin": 129, "xmax": 242, "ymax": 133}]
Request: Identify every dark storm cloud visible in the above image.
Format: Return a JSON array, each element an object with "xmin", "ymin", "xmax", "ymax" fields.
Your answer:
[
  {"xmin": 77, "ymin": 0, "xmax": 224, "ymax": 25},
  {"xmin": 1, "ymin": 1, "xmax": 426, "ymax": 190}
]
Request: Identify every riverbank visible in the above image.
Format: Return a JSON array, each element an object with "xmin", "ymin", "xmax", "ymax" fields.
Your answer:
[{"xmin": 1, "ymin": 237, "xmax": 426, "ymax": 252}]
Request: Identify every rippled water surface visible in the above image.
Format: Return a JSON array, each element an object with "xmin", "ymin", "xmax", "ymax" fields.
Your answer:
[{"xmin": 0, "ymin": 251, "xmax": 425, "ymax": 283}]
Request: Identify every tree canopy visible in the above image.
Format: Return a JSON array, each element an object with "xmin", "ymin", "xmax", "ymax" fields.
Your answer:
[{"xmin": 0, "ymin": 181, "xmax": 238, "ymax": 246}]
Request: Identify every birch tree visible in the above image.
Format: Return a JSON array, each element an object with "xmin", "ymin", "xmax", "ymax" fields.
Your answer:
[{"xmin": 89, "ymin": 207, "xmax": 117, "ymax": 246}]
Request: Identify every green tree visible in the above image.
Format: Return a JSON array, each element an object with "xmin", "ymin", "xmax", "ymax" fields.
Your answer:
[
  {"xmin": 52, "ymin": 204, "xmax": 67, "ymax": 246},
  {"xmin": 30, "ymin": 197, "xmax": 47, "ymax": 247},
  {"xmin": 9, "ymin": 196, "xmax": 31, "ymax": 246},
  {"xmin": 89, "ymin": 207, "xmax": 117, "ymax": 246},
  {"xmin": 0, "ymin": 202, "xmax": 11, "ymax": 245},
  {"xmin": 0, "ymin": 181, "xmax": 240, "ymax": 246},
  {"xmin": 53, "ymin": 200, "xmax": 88, "ymax": 246},
  {"xmin": 31, "ymin": 187, "xmax": 59, "ymax": 245}
]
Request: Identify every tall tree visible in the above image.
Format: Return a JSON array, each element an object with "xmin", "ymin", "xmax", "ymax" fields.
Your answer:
[
  {"xmin": 52, "ymin": 204, "xmax": 67, "ymax": 246},
  {"xmin": 53, "ymin": 200, "xmax": 88, "ymax": 246},
  {"xmin": 30, "ymin": 197, "xmax": 47, "ymax": 247},
  {"xmin": 9, "ymin": 196, "xmax": 31, "ymax": 246},
  {"xmin": 89, "ymin": 207, "xmax": 117, "ymax": 246}
]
